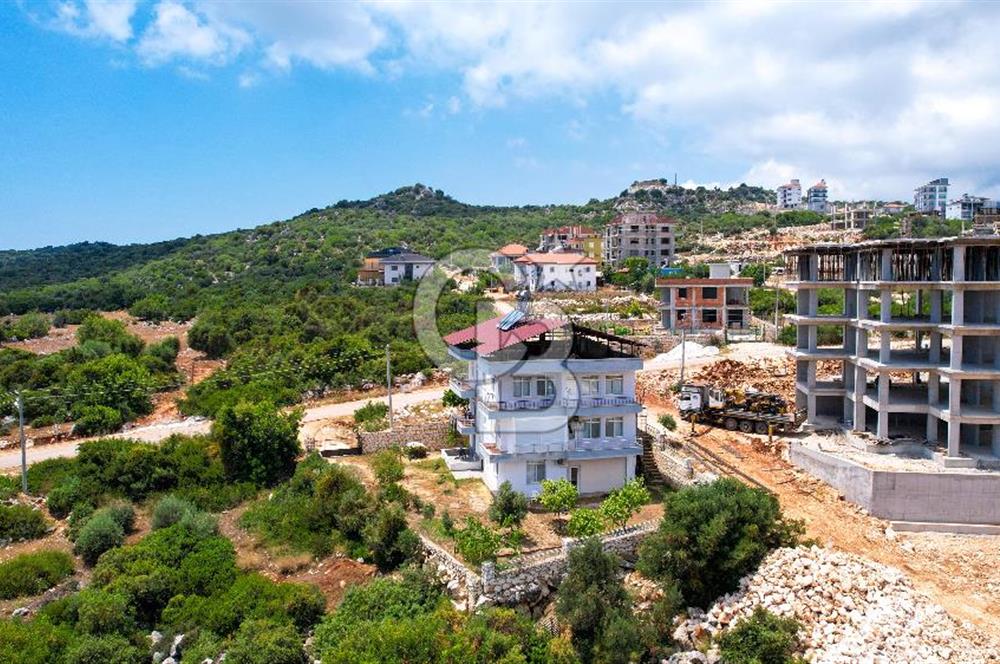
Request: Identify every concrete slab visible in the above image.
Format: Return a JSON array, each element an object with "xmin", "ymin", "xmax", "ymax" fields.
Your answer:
[{"xmin": 890, "ymin": 520, "xmax": 1000, "ymax": 536}]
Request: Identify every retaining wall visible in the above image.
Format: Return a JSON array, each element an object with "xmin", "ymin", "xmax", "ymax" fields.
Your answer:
[
  {"xmin": 790, "ymin": 441, "xmax": 1000, "ymax": 526},
  {"xmin": 359, "ymin": 421, "xmax": 452, "ymax": 454}
]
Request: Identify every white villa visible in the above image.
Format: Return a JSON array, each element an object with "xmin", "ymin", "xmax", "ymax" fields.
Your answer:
[
  {"xmin": 444, "ymin": 313, "xmax": 643, "ymax": 496},
  {"xmin": 512, "ymin": 252, "xmax": 598, "ymax": 292}
]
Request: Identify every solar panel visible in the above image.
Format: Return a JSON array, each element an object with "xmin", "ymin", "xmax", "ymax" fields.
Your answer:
[{"xmin": 497, "ymin": 310, "xmax": 525, "ymax": 331}]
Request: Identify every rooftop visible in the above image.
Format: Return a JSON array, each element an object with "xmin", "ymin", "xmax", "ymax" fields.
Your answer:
[
  {"xmin": 494, "ymin": 243, "xmax": 529, "ymax": 257},
  {"xmin": 443, "ymin": 315, "xmax": 642, "ymax": 361},
  {"xmin": 379, "ymin": 252, "xmax": 436, "ymax": 263},
  {"xmin": 513, "ymin": 252, "xmax": 598, "ymax": 265},
  {"xmin": 785, "ymin": 235, "xmax": 1000, "ymax": 255}
]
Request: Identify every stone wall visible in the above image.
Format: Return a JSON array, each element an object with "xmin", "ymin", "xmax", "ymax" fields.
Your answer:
[
  {"xmin": 359, "ymin": 421, "xmax": 452, "ymax": 454},
  {"xmin": 419, "ymin": 534, "xmax": 483, "ymax": 609},
  {"xmin": 640, "ymin": 419, "xmax": 701, "ymax": 487}
]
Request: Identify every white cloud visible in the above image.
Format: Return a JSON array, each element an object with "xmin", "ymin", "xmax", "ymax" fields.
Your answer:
[
  {"xmin": 50, "ymin": 0, "xmax": 137, "ymax": 42},
  {"xmin": 137, "ymin": 1, "xmax": 249, "ymax": 65},
  {"xmin": 446, "ymin": 96, "xmax": 462, "ymax": 114}
]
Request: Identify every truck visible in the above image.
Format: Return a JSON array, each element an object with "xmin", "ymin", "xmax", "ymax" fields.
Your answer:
[{"xmin": 677, "ymin": 382, "xmax": 804, "ymax": 434}]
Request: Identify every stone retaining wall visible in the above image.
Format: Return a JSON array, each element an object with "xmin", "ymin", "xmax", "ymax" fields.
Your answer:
[
  {"xmin": 359, "ymin": 421, "xmax": 452, "ymax": 454},
  {"xmin": 640, "ymin": 419, "xmax": 698, "ymax": 487}
]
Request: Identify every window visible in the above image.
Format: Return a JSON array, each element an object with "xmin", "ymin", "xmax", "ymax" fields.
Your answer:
[
  {"xmin": 526, "ymin": 461, "xmax": 546, "ymax": 484},
  {"xmin": 582, "ymin": 418, "xmax": 602, "ymax": 439},
  {"xmin": 676, "ymin": 310, "xmax": 688, "ymax": 321},
  {"xmin": 513, "ymin": 377, "xmax": 532, "ymax": 398},
  {"xmin": 702, "ymin": 309, "xmax": 718, "ymax": 323},
  {"xmin": 549, "ymin": 267, "xmax": 555, "ymax": 273},
  {"xmin": 581, "ymin": 376, "xmax": 600, "ymax": 395},
  {"xmin": 605, "ymin": 416, "xmax": 623, "ymax": 437},
  {"xmin": 390, "ymin": 265, "xmax": 399, "ymax": 271},
  {"xmin": 702, "ymin": 287, "xmax": 718, "ymax": 299},
  {"xmin": 677, "ymin": 287, "xmax": 688, "ymax": 298},
  {"xmin": 606, "ymin": 375, "xmax": 624, "ymax": 395},
  {"xmin": 536, "ymin": 377, "xmax": 555, "ymax": 396}
]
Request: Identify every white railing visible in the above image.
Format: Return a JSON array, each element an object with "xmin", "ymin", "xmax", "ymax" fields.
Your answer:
[
  {"xmin": 480, "ymin": 397, "xmax": 558, "ymax": 412},
  {"xmin": 487, "ymin": 436, "xmax": 638, "ymax": 454},
  {"xmin": 449, "ymin": 377, "xmax": 474, "ymax": 394},
  {"xmin": 564, "ymin": 396, "xmax": 637, "ymax": 408}
]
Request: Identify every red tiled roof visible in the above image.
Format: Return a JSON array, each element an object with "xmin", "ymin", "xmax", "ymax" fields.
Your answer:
[
  {"xmin": 513, "ymin": 252, "xmax": 598, "ymax": 265},
  {"xmin": 443, "ymin": 316, "xmax": 569, "ymax": 356},
  {"xmin": 496, "ymin": 243, "xmax": 529, "ymax": 257}
]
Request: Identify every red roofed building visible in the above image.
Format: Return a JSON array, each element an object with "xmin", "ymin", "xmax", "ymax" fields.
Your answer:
[{"xmin": 489, "ymin": 243, "xmax": 529, "ymax": 271}]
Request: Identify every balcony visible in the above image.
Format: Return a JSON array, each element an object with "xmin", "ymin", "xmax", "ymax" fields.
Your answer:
[
  {"xmin": 448, "ymin": 376, "xmax": 475, "ymax": 399},
  {"xmin": 453, "ymin": 415, "xmax": 476, "ymax": 435},
  {"xmin": 479, "ymin": 397, "xmax": 557, "ymax": 412},
  {"xmin": 567, "ymin": 395, "xmax": 637, "ymax": 408},
  {"xmin": 483, "ymin": 436, "xmax": 640, "ymax": 456}
]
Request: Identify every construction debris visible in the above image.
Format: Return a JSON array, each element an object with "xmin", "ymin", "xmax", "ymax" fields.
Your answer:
[
  {"xmin": 671, "ymin": 546, "xmax": 1000, "ymax": 664},
  {"xmin": 690, "ymin": 358, "xmax": 796, "ymax": 404}
]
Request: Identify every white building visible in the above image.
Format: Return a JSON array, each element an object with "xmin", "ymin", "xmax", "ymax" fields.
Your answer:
[
  {"xmin": 806, "ymin": 179, "xmax": 829, "ymax": 213},
  {"xmin": 379, "ymin": 252, "xmax": 435, "ymax": 285},
  {"xmin": 489, "ymin": 243, "xmax": 529, "ymax": 271},
  {"xmin": 946, "ymin": 194, "xmax": 992, "ymax": 223},
  {"xmin": 776, "ymin": 179, "xmax": 802, "ymax": 210},
  {"xmin": 444, "ymin": 315, "xmax": 643, "ymax": 496},
  {"xmin": 914, "ymin": 178, "xmax": 949, "ymax": 216},
  {"xmin": 513, "ymin": 252, "xmax": 598, "ymax": 292}
]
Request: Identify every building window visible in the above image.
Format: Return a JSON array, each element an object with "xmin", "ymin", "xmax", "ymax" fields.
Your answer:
[
  {"xmin": 677, "ymin": 287, "xmax": 688, "ymax": 298},
  {"xmin": 581, "ymin": 376, "xmax": 600, "ymax": 395},
  {"xmin": 702, "ymin": 309, "xmax": 718, "ymax": 323},
  {"xmin": 702, "ymin": 287, "xmax": 718, "ymax": 299},
  {"xmin": 676, "ymin": 310, "xmax": 688, "ymax": 321},
  {"xmin": 513, "ymin": 377, "xmax": 532, "ymax": 398},
  {"xmin": 606, "ymin": 375, "xmax": 624, "ymax": 395},
  {"xmin": 605, "ymin": 416, "xmax": 623, "ymax": 438},
  {"xmin": 582, "ymin": 418, "xmax": 602, "ymax": 439},
  {"xmin": 536, "ymin": 377, "xmax": 555, "ymax": 396},
  {"xmin": 526, "ymin": 461, "xmax": 546, "ymax": 485}
]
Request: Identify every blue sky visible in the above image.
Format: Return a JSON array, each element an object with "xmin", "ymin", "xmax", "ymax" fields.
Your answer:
[{"xmin": 2, "ymin": 1, "xmax": 999, "ymax": 250}]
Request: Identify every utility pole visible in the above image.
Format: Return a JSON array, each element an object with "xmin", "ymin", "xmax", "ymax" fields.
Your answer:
[
  {"xmin": 16, "ymin": 391, "xmax": 26, "ymax": 493},
  {"xmin": 385, "ymin": 344, "xmax": 393, "ymax": 430}
]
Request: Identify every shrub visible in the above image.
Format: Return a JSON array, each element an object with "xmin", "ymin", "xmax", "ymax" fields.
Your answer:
[
  {"xmin": 599, "ymin": 478, "xmax": 650, "ymax": 529},
  {"xmin": 441, "ymin": 389, "xmax": 469, "ymax": 408},
  {"xmin": 0, "ymin": 475, "xmax": 18, "ymax": 500},
  {"xmin": 717, "ymin": 607, "xmax": 802, "ymax": 664},
  {"xmin": 73, "ymin": 405, "xmax": 124, "ymax": 436},
  {"xmin": 68, "ymin": 503, "xmax": 96, "ymax": 541},
  {"xmin": 0, "ymin": 616, "xmax": 72, "ymax": 664},
  {"xmin": 777, "ymin": 324, "xmax": 797, "ymax": 346},
  {"xmin": 75, "ymin": 589, "xmax": 135, "ymax": 635},
  {"xmin": 99, "ymin": 500, "xmax": 136, "ymax": 534},
  {"xmin": 214, "ymin": 400, "xmax": 302, "ymax": 487},
  {"xmin": 0, "ymin": 550, "xmax": 74, "ymax": 599},
  {"xmin": 402, "ymin": 443, "xmax": 428, "ymax": 460},
  {"xmin": 454, "ymin": 517, "xmax": 502, "ymax": 567},
  {"xmin": 61, "ymin": 634, "xmax": 145, "ymax": 664},
  {"xmin": 363, "ymin": 506, "xmax": 419, "ymax": 572},
  {"xmin": 440, "ymin": 510, "xmax": 455, "ymax": 535},
  {"xmin": 151, "ymin": 494, "xmax": 196, "ymax": 530},
  {"xmin": 225, "ymin": 618, "xmax": 308, "ymax": 664},
  {"xmin": 658, "ymin": 413, "xmax": 677, "ymax": 431},
  {"xmin": 371, "ymin": 447, "xmax": 405, "ymax": 487},
  {"xmin": 637, "ymin": 478, "xmax": 803, "ymax": 607},
  {"xmin": 353, "ymin": 401, "xmax": 389, "ymax": 425},
  {"xmin": 567, "ymin": 508, "xmax": 606, "ymax": 538},
  {"xmin": 488, "ymin": 481, "xmax": 528, "ymax": 528},
  {"xmin": 539, "ymin": 478, "xmax": 578, "ymax": 515},
  {"xmin": 0, "ymin": 503, "xmax": 48, "ymax": 541},
  {"xmin": 74, "ymin": 512, "xmax": 125, "ymax": 566},
  {"xmin": 46, "ymin": 477, "xmax": 85, "ymax": 519}
]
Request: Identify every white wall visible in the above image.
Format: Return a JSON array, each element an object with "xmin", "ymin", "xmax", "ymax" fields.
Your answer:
[
  {"xmin": 382, "ymin": 261, "xmax": 434, "ymax": 285},
  {"xmin": 515, "ymin": 262, "xmax": 596, "ymax": 292},
  {"xmin": 573, "ymin": 457, "xmax": 633, "ymax": 495}
]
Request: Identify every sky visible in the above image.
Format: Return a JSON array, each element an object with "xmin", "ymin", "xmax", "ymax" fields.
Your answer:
[{"xmin": 2, "ymin": 1, "xmax": 1000, "ymax": 250}]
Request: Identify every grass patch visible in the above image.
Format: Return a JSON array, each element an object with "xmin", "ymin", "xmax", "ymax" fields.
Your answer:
[{"xmin": 0, "ymin": 550, "xmax": 74, "ymax": 599}]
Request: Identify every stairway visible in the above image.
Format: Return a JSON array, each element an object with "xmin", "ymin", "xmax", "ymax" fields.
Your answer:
[{"xmin": 637, "ymin": 431, "xmax": 667, "ymax": 489}]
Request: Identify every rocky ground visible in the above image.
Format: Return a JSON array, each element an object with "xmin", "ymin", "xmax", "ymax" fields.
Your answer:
[{"xmin": 670, "ymin": 546, "xmax": 1000, "ymax": 664}]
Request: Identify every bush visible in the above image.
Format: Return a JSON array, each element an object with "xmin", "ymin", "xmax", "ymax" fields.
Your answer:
[
  {"xmin": 402, "ymin": 443, "xmax": 428, "ymax": 460},
  {"xmin": 488, "ymin": 481, "xmax": 528, "ymax": 527},
  {"xmin": 777, "ymin": 324, "xmax": 797, "ymax": 346},
  {"xmin": 214, "ymin": 400, "xmax": 302, "ymax": 487},
  {"xmin": 225, "ymin": 618, "xmax": 308, "ymax": 664},
  {"xmin": 371, "ymin": 447, "xmax": 405, "ymax": 487},
  {"xmin": 638, "ymin": 478, "xmax": 802, "ymax": 607},
  {"xmin": 599, "ymin": 478, "xmax": 650, "ymax": 529},
  {"xmin": 46, "ymin": 477, "xmax": 85, "ymax": 519},
  {"xmin": 717, "ymin": 607, "xmax": 801, "ymax": 664},
  {"xmin": 0, "ymin": 503, "xmax": 48, "ymax": 541},
  {"xmin": 0, "ymin": 550, "xmax": 74, "ymax": 599},
  {"xmin": 74, "ymin": 512, "xmax": 125, "ymax": 566},
  {"xmin": 61, "ymin": 634, "xmax": 145, "ymax": 664},
  {"xmin": 152, "ymin": 494, "xmax": 197, "ymax": 530},
  {"xmin": 73, "ymin": 405, "xmax": 125, "ymax": 436},
  {"xmin": 567, "ymin": 508, "xmax": 606, "ymax": 538},
  {"xmin": 99, "ymin": 500, "xmax": 136, "ymax": 534},
  {"xmin": 0, "ymin": 475, "xmax": 18, "ymax": 501},
  {"xmin": 441, "ymin": 389, "xmax": 468, "ymax": 408},
  {"xmin": 353, "ymin": 401, "xmax": 389, "ymax": 425},
  {"xmin": 363, "ymin": 506, "xmax": 419, "ymax": 572},
  {"xmin": 657, "ymin": 413, "xmax": 677, "ymax": 431},
  {"xmin": 75, "ymin": 589, "xmax": 135, "ymax": 635},
  {"xmin": 539, "ymin": 478, "xmax": 578, "ymax": 515},
  {"xmin": 454, "ymin": 517, "xmax": 502, "ymax": 567}
]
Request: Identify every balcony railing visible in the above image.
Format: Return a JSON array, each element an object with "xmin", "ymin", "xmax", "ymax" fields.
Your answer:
[
  {"xmin": 487, "ymin": 436, "xmax": 638, "ymax": 455},
  {"xmin": 479, "ymin": 395, "xmax": 638, "ymax": 412},
  {"xmin": 564, "ymin": 396, "xmax": 637, "ymax": 408},
  {"xmin": 480, "ymin": 397, "xmax": 557, "ymax": 412},
  {"xmin": 453, "ymin": 415, "xmax": 475, "ymax": 434},
  {"xmin": 448, "ymin": 376, "xmax": 475, "ymax": 397}
]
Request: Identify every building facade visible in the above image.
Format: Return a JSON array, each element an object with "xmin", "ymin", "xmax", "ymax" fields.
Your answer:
[
  {"xmin": 656, "ymin": 263, "xmax": 752, "ymax": 332},
  {"xmin": 914, "ymin": 178, "xmax": 949, "ymax": 215},
  {"xmin": 378, "ymin": 252, "xmax": 435, "ymax": 285},
  {"xmin": 539, "ymin": 225, "xmax": 602, "ymax": 261},
  {"xmin": 445, "ymin": 316, "xmax": 643, "ymax": 495},
  {"xmin": 602, "ymin": 212, "xmax": 676, "ymax": 267},
  {"xmin": 490, "ymin": 243, "xmax": 529, "ymax": 271},
  {"xmin": 513, "ymin": 253, "xmax": 598, "ymax": 292},
  {"xmin": 776, "ymin": 179, "xmax": 802, "ymax": 210},
  {"xmin": 829, "ymin": 205, "xmax": 871, "ymax": 231},
  {"xmin": 785, "ymin": 236, "xmax": 1000, "ymax": 466},
  {"xmin": 806, "ymin": 180, "xmax": 829, "ymax": 214},
  {"xmin": 946, "ymin": 194, "xmax": 993, "ymax": 223}
]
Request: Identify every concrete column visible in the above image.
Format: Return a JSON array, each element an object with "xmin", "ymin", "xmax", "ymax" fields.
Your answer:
[
  {"xmin": 807, "ymin": 361, "xmax": 817, "ymax": 388},
  {"xmin": 950, "ymin": 334, "xmax": 964, "ymax": 370},
  {"xmin": 953, "ymin": 245, "xmax": 965, "ymax": 282},
  {"xmin": 881, "ymin": 248, "xmax": 893, "ymax": 281},
  {"xmin": 879, "ymin": 333, "xmax": 891, "ymax": 363},
  {"xmin": 808, "ymin": 326, "xmax": 817, "ymax": 352},
  {"xmin": 807, "ymin": 394, "xmax": 817, "ymax": 422},
  {"xmin": 880, "ymin": 289, "xmax": 892, "ymax": 323},
  {"xmin": 853, "ymin": 365, "xmax": 866, "ymax": 432},
  {"xmin": 808, "ymin": 289, "xmax": 819, "ymax": 317},
  {"xmin": 928, "ymin": 373, "xmax": 940, "ymax": 406},
  {"xmin": 993, "ymin": 425, "xmax": 1000, "ymax": 457},
  {"xmin": 929, "ymin": 332, "xmax": 942, "ymax": 364},
  {"xmin": 927, "ymin": 414, "xmax": 938, "ymax": 443},
  {"xmin": 947, "ymin": 420, "xmax": 961, "ymax": 457},
  {"xmin": 877, "ymin": 372, "xmax": 890, "ymax": 439},
  {"xmin": 951, "ymin": 290, "xmax": 964, "ymax": 325},
  {"xmin": 993, "ymin": 382, "xmax": 1000, "ymax": 456},
  {"xmin": 949, "ymin": 377, "xmax": 962, "ymax": 416},
  {"xmin": 930, "ymin": 290, "xmax": 942, "ymax": 323}
]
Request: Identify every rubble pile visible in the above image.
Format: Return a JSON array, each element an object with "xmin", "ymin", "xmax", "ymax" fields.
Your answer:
[
  {"xmin": 671, "ymin": 546, "xmax": 1000, "ymax": 664},
  {"xmin": 690, "ymin": 358, "xmax": 795, "ymax": 404}
]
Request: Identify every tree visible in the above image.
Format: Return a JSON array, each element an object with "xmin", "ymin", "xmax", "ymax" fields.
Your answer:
[
  {"xmin": 214, "ymin": 400, "xmax": 302, "ymax": 487},
  {"xmin": 539, "ymin": 478, "xmax": 578, "ymax": 515},
  {"xmin": 598, "ymin": 478, "xmax": 650, "ymax": 529},
  {"xmin": 441, "ymin": 389, "xmax": 469, "ymax": 408},
  {"xmin": 567, "ymin": 508, "xmax": 605, "ymax": 538},
  {"xmin": 76, "ymin": 315, "xmax": 144, "ymax": 356},
  {"xmin": 717, "ymin": 607, "xmax": 802, "ymax": 664},
  {"xmin": 740, "ymin": 263, "xmax": 772, "ymax": 287},
  {"xmin": 488, "ymin": 481, "xmax": 528, "ymax": 528},
  {"xmin": 128, "ymin": 293, "xmax": 171, "ymax": 323},
  {"xmin": 363, "ymin": 505, "xmax": 419, "ymax": 572},
  {"xmin": 556, "ymin": 538, "xmax": 635, "ymax": 663},
  {"xmin": 454, "ymin": 517, "xmax": 502, "ymax": 567},
  {"xmin": 637, "ymin": 478, "xmax": 802, "ymax": 608},
  {"xmin": 66, "ymin": 354, "xmax": 154, "ymax": 422},
  {"xmin": 371, "ymin": 448, "xmax": 405, "ymax": 487}
]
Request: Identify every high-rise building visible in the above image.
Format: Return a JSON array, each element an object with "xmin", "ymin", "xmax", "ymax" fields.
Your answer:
[
  {"xmin": 914, "ymin": 178, "xmax": 949, "ymax": 215},
  {"xmin": 806, "ymin": 179, "xmax": 829, "ymax": 213},
  {"xmin": 776, "ymin": 179, "xmax": 802, "ymax": 210},
  {"xmin": 602, "ymin": 211, "xmax": 675, "ymax": 267}
]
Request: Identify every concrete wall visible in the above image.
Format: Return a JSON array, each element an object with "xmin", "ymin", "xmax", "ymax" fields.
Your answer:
[
  {"xmin": 790, "ymin": 441, "xmax": 1000, "ymax": 525},
  {"xmin": 575, "ymin": 457, "xmax": 630, "ymax": 495}
]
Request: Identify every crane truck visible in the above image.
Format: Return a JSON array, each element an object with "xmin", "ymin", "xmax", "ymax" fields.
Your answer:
[{"xmin": 677, "ymin": 383, "xmax": 804, "ymax": 434}]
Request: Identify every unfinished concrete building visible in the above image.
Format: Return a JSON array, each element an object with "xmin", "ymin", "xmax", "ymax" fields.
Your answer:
[{"xmin": 786, "ymin": 236, "xmax": 1000, "ymax": 468}]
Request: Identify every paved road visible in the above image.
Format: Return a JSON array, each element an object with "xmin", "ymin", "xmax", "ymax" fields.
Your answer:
[{"xmin": 0, "ymin": 386, "xmax": 446, "ymax": 471}]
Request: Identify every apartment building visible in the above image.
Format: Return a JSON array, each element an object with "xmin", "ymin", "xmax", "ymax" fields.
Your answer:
[
  {"xmin": 914, "ymin": 178, "xmax": 949, "ymax": 215},
  {"xmin": 603, "ymin": 211, "xmax": 676, "ymax": 267},
  {"xmin": 539, "ymin": 225, "xmax": 602, "ymax": 262},
  {"xmin": 776, "ymin": 179, "xmax": 802, "ymax": 210},
  {"xmin": 946, "ymin": 194, "xmax": 993, "ymax": 223},
  {"xmin": 656, "ymin": 263, "xmax": 752, "ymax": 332},
  {"xmin": 444, "ymin": 313, "xmax": 643, "ymax": 495},
  {"xmin": 806, "ymin": 179, "xmax": 829, "ymax": 214},
  {"xmin": 357, "ymin": 248, "xmax": 435, "ymax": 285},
  {"xmin": 829, "ymin": 204, "xmax": 871, "ymax": 231},
  {"xmin": 513, "ymin": 252, "xmax": 598, "ymax": 292},
  {"xmin": 785, "ymin": 236, "xmax": 1000, "ymax": 466},
  {"xmin": 490, "ymin": 243, "xmax": 529, "ymax": 271}
]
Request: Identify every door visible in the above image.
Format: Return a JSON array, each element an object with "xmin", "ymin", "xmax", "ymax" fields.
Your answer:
[{"xmin": 568, "ymin": 466, "xmax": 580, "ymax": 490}]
